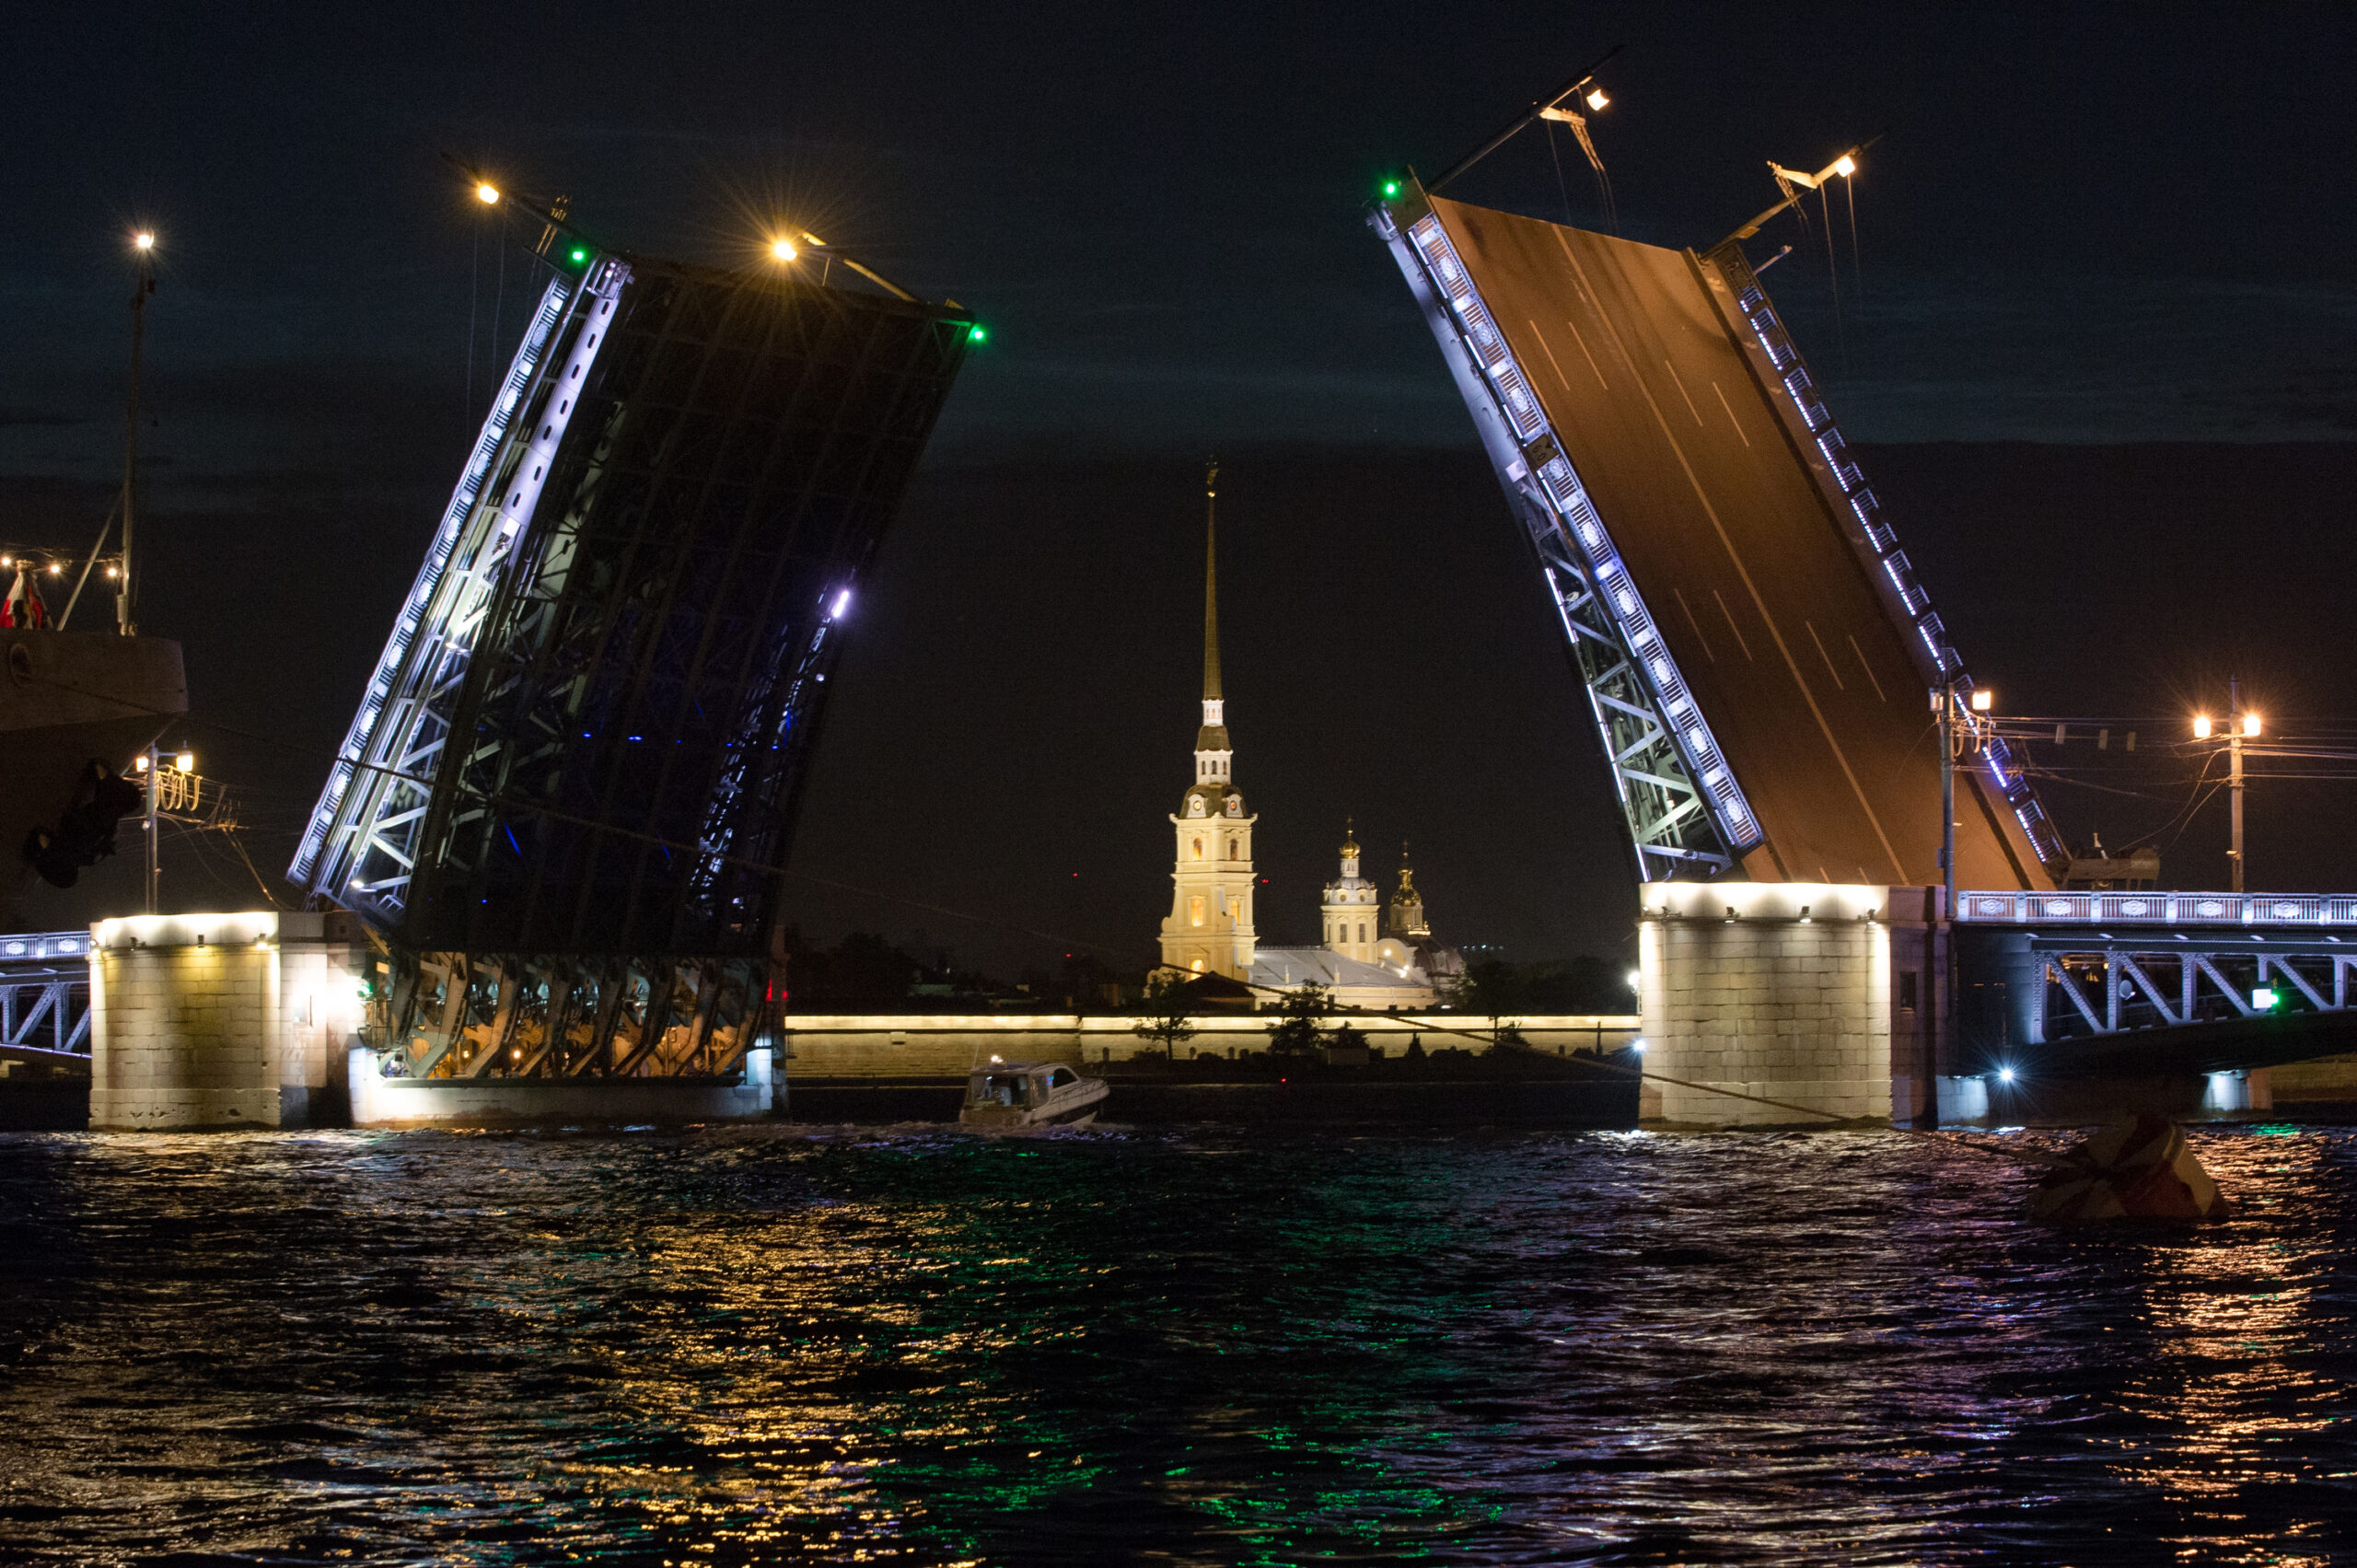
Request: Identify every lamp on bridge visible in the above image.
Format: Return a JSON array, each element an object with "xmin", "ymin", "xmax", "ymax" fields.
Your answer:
[{"xmin": 2194, "ymin": 688, "xmax": 2261, "ymax": 892}]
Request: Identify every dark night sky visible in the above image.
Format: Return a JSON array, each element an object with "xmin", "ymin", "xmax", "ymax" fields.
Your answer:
[{"xmin": 4, "ymin": 4, "xmax": 2353, "ymax": 974}]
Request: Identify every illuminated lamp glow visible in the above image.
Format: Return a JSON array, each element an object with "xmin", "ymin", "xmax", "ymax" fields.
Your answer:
[
  {"xmin": 133, "ymin": 231, "xmax": 155, "ymax": 250},
  {"xmin": 829, "ymin": 588, "xmax": 852, "ymax": 620},
  {"xmin": 1631, "ymin": 1039, "xmax": 1646, "ymax": 1052},
  {"xmin": 2244, "ymin": 713, "xmax": 2261, "ymax": 738},
  {"xmin": 1585, "ymin": 87, "xmax": 1609, "ymax": 111},
  {"xmin": 1624, "ymin": 970, "xmax": 1641, "ymax": 990},
  {"xmin": 175, "ymin": 751, "xmax": 194, "ymax": 772},
  {"xmin": 475, "ymin": 184, "xmax": 500, "ymax": 204},
  {"xmin": 2193, "ymin": 714, "xmax": 2212, "ymax": 738},
  {"xmin": 770, "ymin": 236, "xmax": 797, "ymax": 261},
  {"xmin": 1998, "ymin": 1066, "xmax": 2015, "ymax": 1083},
  {"xmin": 967, "ymin": 324, "xmax": 988, "ymax": 343},
  {"xmin": 2253, "ymin": 986, "xmax": 2280, "ymax": 1010},
  {"xmin": 1971, "ymin": 690, "xmax": 1993, "ymax": 712},
  {"xmin": 1381, "ymin": 179, "xmax": 1401, "ymax": 198},
  {"xmin": 1833, "ymin": 155, "xmax": 1857, "ymax": 177}
]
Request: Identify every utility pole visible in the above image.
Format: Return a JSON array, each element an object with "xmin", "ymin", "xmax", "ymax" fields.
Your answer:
[
  {"xmin": 2229, "ymin": 675, "xmax": 2247, "ymax": 894},
  {"xmin": 121, "ymin": 232, "xmax": 156, "ymax": 637},
  {"xmin": 1936, "ymin": 686, "xmax": 1957, "ymax": 920}
]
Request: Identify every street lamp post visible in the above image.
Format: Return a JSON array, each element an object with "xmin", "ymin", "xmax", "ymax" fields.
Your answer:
[
  {"xmin": 134, "ymin": 745, "xmax": 194, "ymax": 915},
  {"xmin": 1928, "ymin": 683, "xmax": 1995, "ymax": 1129},
  {"xmin": 2192, "ymin": 680, "xmax": 2259, "ymax": 894}
]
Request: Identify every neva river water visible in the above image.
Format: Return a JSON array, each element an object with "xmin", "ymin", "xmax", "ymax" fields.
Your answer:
[{"xmin": 3, "ymin": 1122, "xmax": 2353, "ymax": 1565}]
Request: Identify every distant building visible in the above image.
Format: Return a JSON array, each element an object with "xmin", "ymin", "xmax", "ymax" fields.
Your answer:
[
  {"xmin": 1157, "ymin": 468, "xmax": 1258, "ymax": 981},
  {"xmin": 1152, "ymin": 470, "xmax": 1459, "ymax": 1012}
]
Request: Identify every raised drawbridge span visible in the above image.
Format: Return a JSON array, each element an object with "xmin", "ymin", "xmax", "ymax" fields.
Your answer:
[
  {"xmin": 1374, "ymin": 182, "xmax": 2062, "ymax": 889},
  {"xmin": 292, "ymin": 233, "xmax": 972, "ymax": 1082}
]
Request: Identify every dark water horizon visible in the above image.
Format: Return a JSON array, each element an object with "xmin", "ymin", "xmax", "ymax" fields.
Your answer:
[{"xmin": 2, "ymin": 1121, "xmax": 2351, "ymax": 1565}]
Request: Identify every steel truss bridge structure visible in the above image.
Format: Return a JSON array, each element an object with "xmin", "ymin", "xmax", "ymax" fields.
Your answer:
[
  {"xmin": 0, "ymin": 930, "xmax": 92, "ymax": 1065},
  {"xmin": 292, "ymin": 240, "xmax": 973, "ymax": 1081},
  {"xmin": 1374, "ymin": 181, "xmax": 2062, "ymax": 889},
  {"xmin": 1957, "ymin": 893, "xmax": 2357, "ymax": 1069}
]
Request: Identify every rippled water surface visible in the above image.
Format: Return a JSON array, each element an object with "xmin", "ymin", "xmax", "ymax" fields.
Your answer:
[{"xmin": 4, "ymin": 1122, "xmax": 2355, "ymax": 1565}]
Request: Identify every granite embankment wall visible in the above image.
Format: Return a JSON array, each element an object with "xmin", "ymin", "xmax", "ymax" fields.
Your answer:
[{"xmin": 779, "ymin": 1013, "xmax": 1640, "ymax": 1077}]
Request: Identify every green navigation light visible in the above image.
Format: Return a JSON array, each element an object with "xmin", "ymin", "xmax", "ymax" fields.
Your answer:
[
  {"xmin": 1381, "ymin": 179, "xmax": 1401, "ymax": 199},
  {"xmin": 569, "ymin": 247, "xmax": 589, "ymax": 264},
  {"xmin": 967, "ymin": 324, "xmax": 988, "ymax": 344}
]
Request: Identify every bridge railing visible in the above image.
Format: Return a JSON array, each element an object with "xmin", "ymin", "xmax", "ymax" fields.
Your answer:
[
  {"xmin": 0, "ymin": 931, "xmax": 93, "ymax": 1060},
  {"xmin": 1956, "ymin": 891, "xmax": 2357, "ymax": 928}
]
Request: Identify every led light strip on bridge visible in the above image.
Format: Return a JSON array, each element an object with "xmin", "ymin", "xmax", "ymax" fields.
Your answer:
[
  {"xmin": 1378, "ymin": 203, "xmax": 1760, "ymax": 878},
  {"xmin": 290, "ymin": 258, "xmax": 632, "ymax": 911},
  {"xmin": 1959, "ymin": 891, "xmax": 2357, "ymax": 927}
]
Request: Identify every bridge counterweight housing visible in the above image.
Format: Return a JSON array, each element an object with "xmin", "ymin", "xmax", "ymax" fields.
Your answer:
[
  {"xmin": 293, "ymin": 250, "xmax": 974, "ymax": 1079},
  {"xmin": 1375, "ymin": 182, "xmax": 2061, "ymax": 889}
]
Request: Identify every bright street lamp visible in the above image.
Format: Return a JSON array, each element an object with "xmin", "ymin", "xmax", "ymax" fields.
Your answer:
[
  {"xmin": 2195, "ymin": 680, "xmax": 2259, "ymax": 891},
  {"xmin": 476, "ymin": 182, "xmax": 500, "ymax": 204}
]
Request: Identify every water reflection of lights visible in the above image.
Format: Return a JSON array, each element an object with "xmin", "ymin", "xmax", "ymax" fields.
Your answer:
[{"xmin": 6, "ymin": 1125, "xmax": 2356, "ymax": 1561}]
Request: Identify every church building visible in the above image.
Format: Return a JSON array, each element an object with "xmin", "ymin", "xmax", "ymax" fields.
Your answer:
[{"xmin": 1155, "ymin": 469, "xmax": 1457, "ymax": 1013}]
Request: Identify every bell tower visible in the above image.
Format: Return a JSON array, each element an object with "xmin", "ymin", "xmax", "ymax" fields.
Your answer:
[
  {"xmin": 1321, "ymin": 820, "xmax": 1380, "ymax": 964},
  {"xmin": 1160, "ymin": 462, "xmax": 1258, "ymax": 980}
]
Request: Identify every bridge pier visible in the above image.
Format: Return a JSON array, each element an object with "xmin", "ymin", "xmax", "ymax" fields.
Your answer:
[
  {"xmin": 87, "ymin": 912, "xmax": 366, "ymax": 1131},
  {"xmin": 1638, "ymin": 884, "xmax": 1944, "ymax": 1127}
]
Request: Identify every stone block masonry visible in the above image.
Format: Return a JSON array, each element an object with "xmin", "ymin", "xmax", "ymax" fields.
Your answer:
[
  {"xmin": 1639, "ymin": 883, "xmax": 1945, "ymax": 1127},
  {"xmin": 87, "ymin": 912, "xmax": 367, "ymax": 1132}
]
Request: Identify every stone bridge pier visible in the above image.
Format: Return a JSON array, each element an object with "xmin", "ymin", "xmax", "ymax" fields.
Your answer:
[{"xmin": 1636, "ymin": 883, "xmax": 1946, "ymax": 1127}]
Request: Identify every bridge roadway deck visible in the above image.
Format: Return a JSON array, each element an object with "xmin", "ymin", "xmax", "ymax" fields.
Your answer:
[{"xmin": 1429, "ymin": 196, "xmax": 2049, "ymax": 889}]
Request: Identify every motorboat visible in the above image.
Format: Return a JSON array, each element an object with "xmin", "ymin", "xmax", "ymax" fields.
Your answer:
[{"xmin": 959, "ymin": 1059, "xmax": 1108, "ymax": 1128}]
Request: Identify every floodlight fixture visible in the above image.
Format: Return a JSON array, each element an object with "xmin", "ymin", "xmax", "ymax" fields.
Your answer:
[
  {"xmin": 770, "ymin": 236, "xmax": 798, "ymax": 262},
  {"xmin": 2193, "ymin": 714, "xmax": 2213, "ymax": 739},
  {"xmin": 133, "ymin": 754, "xmax": 149, "ymax": 773},
  {"xmin": 2243, "ymin": 713, "xmax": 2261, "ymax": 738},
  {"xmin": 476, "ymin": 183, "xmax": 500, "ymax": 204},
  {"xmin": 1833, "ymin": 155, "xmax": 1857, "ymax": 177},
  {"xmin": 1970, "ymin": 690, "xmax": 1993, "ymax": 712},
  {"xmin": 1585, "ymin": 86, "xmax": 1609, "ymax": 111}
]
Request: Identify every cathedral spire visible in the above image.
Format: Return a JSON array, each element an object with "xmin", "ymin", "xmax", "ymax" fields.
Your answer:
[
  {"xmin": 1202, "ymin": 459, "xmax": 1222, "ymax": 703},
  {"xmin": 1194, "ymin": 459, "xmax": 1230, "ymax": 759}
]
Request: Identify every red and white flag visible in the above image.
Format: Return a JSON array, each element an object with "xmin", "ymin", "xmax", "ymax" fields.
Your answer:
[{"xmin": 0, "ymin": 566, "xmax": 47, "ymax": 630}]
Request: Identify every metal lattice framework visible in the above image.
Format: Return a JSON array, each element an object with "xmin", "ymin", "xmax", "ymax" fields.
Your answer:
[
  {"xmin": 1376, "ymin": 202, "xmax": 1754, "ymax": 878},
  {"xmin": 0, "ymin": 930, "xmax": 92, "ymax": 1059},
  {"xmin": 294, "ymin": 247, "xmax": 972, "ymax": 1078}
]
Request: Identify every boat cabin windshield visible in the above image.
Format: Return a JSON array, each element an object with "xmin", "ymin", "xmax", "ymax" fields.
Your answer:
[
  {"xmin": 974, "ymin": 1073, "xmax": 1032, "ymax": 1107},
  {"xmin": 1044, "ymin": 1067, "xmax": 1075, "ymax": 1091}
]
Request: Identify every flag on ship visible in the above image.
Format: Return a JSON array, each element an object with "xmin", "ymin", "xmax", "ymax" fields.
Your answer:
[{"xmin": 1, "ymin": 565, "xmax": 49, "ymax": 629}]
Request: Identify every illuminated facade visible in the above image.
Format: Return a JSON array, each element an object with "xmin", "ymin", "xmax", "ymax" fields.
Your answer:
[
  {"xmin": 1320, "ymin": 825, "xmax": 1381, "ymax": 964},
  {"xmin": 1160, "ymin": 476, "xmax": 1258, "ymax": 980}
]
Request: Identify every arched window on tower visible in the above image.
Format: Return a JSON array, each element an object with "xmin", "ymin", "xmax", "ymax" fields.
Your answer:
[
  {"xmin": 1227, "ymin": 839, "xmax": 1237, "ymax": 860},
  {"xmin": 1190, "ymin": 896, "xmax": 1206, "ymax": 926},
  {"xmin": 1191, "ymin": 837, "xmax": 1203, "ymax": 860}
]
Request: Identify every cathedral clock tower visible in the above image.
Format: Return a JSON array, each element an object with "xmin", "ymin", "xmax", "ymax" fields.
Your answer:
[{"xmin": 1160, "ymin": 463, "xmax": 1258, "ymax": 980}]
